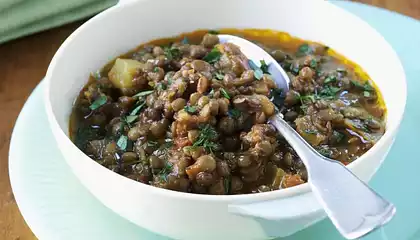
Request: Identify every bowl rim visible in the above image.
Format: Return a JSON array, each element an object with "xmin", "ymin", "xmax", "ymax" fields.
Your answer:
[{"xmin": 44, "ymin": 0, "xmax": 407, "ymax": 203}]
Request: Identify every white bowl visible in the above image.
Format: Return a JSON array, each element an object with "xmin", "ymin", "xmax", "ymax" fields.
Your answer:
[{"xmin": 44, "ymin": 0, "xmax": 406, "ymax": 239}]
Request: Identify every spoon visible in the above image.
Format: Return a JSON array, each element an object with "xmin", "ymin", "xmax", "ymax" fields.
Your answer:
[{"xmin": 218, "ymin": 34, "xmax": 396, "ymax": 239}]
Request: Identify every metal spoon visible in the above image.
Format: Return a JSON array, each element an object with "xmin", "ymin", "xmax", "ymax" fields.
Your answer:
[{"xmin": 218, "ymin": 34, "xmax": 396, "ymax": 239}]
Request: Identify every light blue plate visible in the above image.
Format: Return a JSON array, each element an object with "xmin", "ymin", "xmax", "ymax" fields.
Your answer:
[{"xmin": 9, "ymin": 1, "xmax": 420, "ymax": 239}]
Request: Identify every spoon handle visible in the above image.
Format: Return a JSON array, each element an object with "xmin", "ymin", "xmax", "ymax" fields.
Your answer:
[{"xmin": 269, "ymin": 114, "xmax": 396, "ymax": 239}]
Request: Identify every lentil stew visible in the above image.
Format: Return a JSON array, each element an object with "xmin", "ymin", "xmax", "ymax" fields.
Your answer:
[{"xmin": 70, "ymin": 29, "xmax": 386, "ymax": 195}]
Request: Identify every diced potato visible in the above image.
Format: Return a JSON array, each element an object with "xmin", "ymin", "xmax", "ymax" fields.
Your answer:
[{"xmin": 108, "ymin": 58, "xmax": 144, "ymax": 89}]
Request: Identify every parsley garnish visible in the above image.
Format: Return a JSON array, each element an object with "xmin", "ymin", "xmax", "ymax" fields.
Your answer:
[
  {"xmin": 228, "ymin": 108, "xmax": 241, "ymax": 119},
  {"xmin": 363, "ymin": 91, "xmax": 371, "ymax": 97},
  {"xmin": 203, "ymin": 48, "xmax": 222, "ymax": 64},
  {"xmin": 260, "ymin": 60, "xmax": 270, "ymax": 74},
  {"xmin": 214, "ymin": 72, "xmax": 224, "ymax": 80},
  {"xmin": 296, "ymin": 43, "xmax": 314, "ymax": 57},
  {"xmin": 91, "ymin": 70, "xmax": 101, "ymax": 80},
  {"xmin": 224, "ymin": 176, "xmax": 231, "ymax": 194},
  {"xmin": 117, "ymin": 135, "xmax": 128, "ymax": 150},
  {"xmin": 130, "ymin": 101, "xmax": 146, "ymax": 116},
  {"xmin": 158, "ymin": 161, "xmax": 173, "ymax": 182},
  {"xmin": 181, "ymin": 36, "xmax": 189, "ymax": 44},
  {"xmin": 304, "ymin": 129, "xmax": 318, "ymax": 134},
  {"xmin": 220, "ymin": 88, "xmax": 230, "ymax": 99},
  {"xmin": 125, "ymin": 115, "xmax": 138, "ymax": 124},
  {"xmin": 153, "ymin": 67, "xmax": 159, "ymax": 72},
  {"xmin": 193, "ymin": 125, "xmax": 219, "ymax": 153},
  {"xmin": 164, "ymin": 46, "xmax": 182, "ymax": 60},
  {"xmin": 310, "ymin": 59, "xmax": 318, "ymax": 68},
  {"xmin": 184, "ymin": 106, "xmax": 197, "ymax": 114},
  {"xmin": 156, "ymin": 82, "xmax": 167, "ymax": 91},
  {"xmin": 270, "ymin": 88, "xmax": 284, "ymax": 110},
  {"xmin": 317, "ymin": 147, "xmax": 332, "ymax": 158},
  {"xmin": 332, "ymin": 131, "xmax": 345, "ymax": 143},
  {"xmin": 89, "ymin": 95, "xmax": 107, "ymax": 110},
  {"xmin": 324, "ymin": 76, "xmax": 336, "ymax": 84},
  {"xmin": 132, "ymin": 90, "xmax": 154, "ymax": 98},
  {"xmin": 248, "ymin": 59, "xmax": 264, "ymax": 80},
  {"xmin": 351, "ymin": 80, "xmax": 374, "ymax": 92},
  {"xmin": 208, "ymin": 30, "xmax": 219, "ymax": 35}
]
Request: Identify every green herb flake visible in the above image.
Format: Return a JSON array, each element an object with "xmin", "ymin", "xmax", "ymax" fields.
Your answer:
[
  {"xmin": 89, "ymin": 95, "xmax": 108, "ymax": 110},
  {"xmin": 304, "ymin": 129, "xmax": 318, "ymax": 134},
  {"xmin": 117, "ymin": 135, "xmax": 128, "ymax": 150},
  {"xmin": 184, "ymin": 105, "xmax": 197, "ymax": 114},
  {"xmin": 193, "ymin": 124, "xmax": 219, "ymax": 153},
  {"xmin": 310, "ymin": 59, "xmax": 317, "ymax": 68},
  {"xmin": 156, "ymin": 82, "xmax": 167, "ymax": 91},
  {"xmin": 208, "ymin": 30, "xmax": 219, "ymax": 35},
  {"xmin": 260, "ymin": 60, "xmax": 270, "ymax": 74},
  {"xmin": 153, "ymin": 67, "xmax": 159, "ymax": 72},
  {"xmin": 317, "ymin": 148, "xmax": 332, "ymax": 158},
  {"xmin": 228, "ymin": 108, "xmax": 241, "ymax": 119},
  {"xmin": 181, "ymin": 36, "xmax": 189, "ymax": 44},
  {"xmin": 363, "ymin": 91, "xmax": 371, "ymax": 97},
  {"xmin": 91, "ymin": 70, "xmax": 101, "ymax": 80},
  {"xmin": 296, "ymin": 43, "xmax": 314, "ymax": 57},
  {"xmin": 125, "ymin": 115, "xmax": 138, "ymax": 124},
  {"xmin": 130, "ymin": 101, "xmax": 146, "ymax": 116},
  {"xmin": 215, "ymin": 72, "xmax": 224, "ymax": 80},
  {"xmin": 351, "ymin": 80, "xmax": 374, "ymax": 92},
  {"xmin": 248, "ymin": 60, "xmax": 264, "ymax": 80},
  {"xmin": 324, "ymin": 76, "xmax": 336, "ymax": 84},
  {"xmin": 332, "ymin": 131, "xmax": 345, "ymax": 143},
  {"xmin": 133, "ymin": 90, "xmax": 154, "ymax": 98},
  {"xmin": 220, "ymin": 88, "xmax": 230, "ymax": 99},
  {"xmin": 224, "ymin": 176, "xmax": 231, "ymax": 194},
  {"xmin": 164, "ymin": 46, "xmax": 182, "ymax": 60},
  {"xmin": 203, "ymin": 48, "xmax": 222, "ymax": 64}
]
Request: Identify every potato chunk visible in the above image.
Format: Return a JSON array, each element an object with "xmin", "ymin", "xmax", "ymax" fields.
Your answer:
[{"xmin": 108, "ymin": 58, "xmax": 144, "ymax": 89}]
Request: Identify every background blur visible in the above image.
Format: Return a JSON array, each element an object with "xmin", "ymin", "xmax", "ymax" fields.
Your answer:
[{"xmin": 0, "ymin": 0, "xmax": 418, "ymax": 239}]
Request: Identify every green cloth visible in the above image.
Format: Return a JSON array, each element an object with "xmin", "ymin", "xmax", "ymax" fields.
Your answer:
[{"xmin": 0, "ymin": 0, "xmax": 117, "ymax": 44}]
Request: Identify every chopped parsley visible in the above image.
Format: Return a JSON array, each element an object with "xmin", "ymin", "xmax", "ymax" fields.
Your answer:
[
  {"xmin": 324, "ymin": 76, "xmax": 337, "ymax": 84},
  {"xmin": 304, "ymin": 129, "xmax": 318, "ymax": 134},
  {"xmin": 132, "ymin": 90, "xmax": 154, "ymax": 98},
  {"xmin": 184, "ymin": 105, "xmax": 197, "ymax": 114},
  {"xmin": 220, "ymin": 88, "xmax": 230, "ymax": 99},
  {"xmin": 117, "ymin": 135, "xmax": 128, "ymax": 150},
  {"xmin": 363, "ymin": 91, "xmax": 371, "ymax": 97},
  {"xmin": 248, "ymin": 59, "xmax": 264, "ymax": 80},
  {"xmin": 203, "ymin": 48, "xmax": 222, "ymax": 64},
  {"xmin": 224, "ymin": 176, "xmax": 231, "ymax": 194},
  {"xmin": 193, "ymin": 124, "xmax": 219, "ymax": 153},
  {"xmin": 296, "ymin": 43, "xmax": 314, "ymax": 57},
  {"xmin": 130, "ymin": 101, "xmax": 146, "ymax": 116},
  {"xmin": 164, "ymin": 46, "xmax": 182, "ymax": 60},
  {"xmin": 89, "ymin": 95, "xmax": 107, "ymax": 110},
  {"xmin": 153, "ymin": 67, "xmax": 159, "ymax": 72},
  {"xmin": 208, "ymin": 30, "xmax": 219, "ymax": 35},
  {"xmin": 351, "ymin": 80, "xmax": 374, "ymax": 92},
  {"xmin": 260, "ymin": 60, "xmax": 270, "ymax": 74},
  {"xmin": 214, "ymin": 72, "xmax": 224, "ymax": 80},
  {"xmin": 270, "ymin": 88, "xmax": 284, "ymax": 110},
  {"xmin": 91, "ymin": 70, "xmax": 101, "ymax": 80},
  {"xmin": 310, "ymin": 59, "xmax": 318, "ymax": 68},
  {"xmin": 181, "ymin": 36, "xmax": 189, "ymax": 44},
  {"xmin": 228, "ymin": 108, "xmax": 241, "ymax": 119},
  {"xmin": 158, "ymin": 161, "xmax": 173, "ymax": 182},
  {"xmin": 125, "ymin": 115, "xmax": 138, "ymax": 124}
]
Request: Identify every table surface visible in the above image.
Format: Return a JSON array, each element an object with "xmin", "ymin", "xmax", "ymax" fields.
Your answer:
[{"xmin": 0, "ymin": 0, "xmax": 418, "ymax": 239}]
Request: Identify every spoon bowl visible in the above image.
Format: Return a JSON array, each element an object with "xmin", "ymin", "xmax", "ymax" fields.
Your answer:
[{"xmin": 218, "ymin": 34, "xmax": 396, "ymax": 239}]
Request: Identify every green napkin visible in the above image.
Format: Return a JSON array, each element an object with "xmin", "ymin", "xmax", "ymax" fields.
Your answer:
[{"xmin": 0, "ymin": 0, "xmax": 117, "ymax": 44}]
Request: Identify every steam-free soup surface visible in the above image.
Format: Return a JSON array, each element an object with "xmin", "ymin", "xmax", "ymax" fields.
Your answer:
[{"xmin": 70, "ymin": 29, "xmax": 386, "ymax": 195}]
